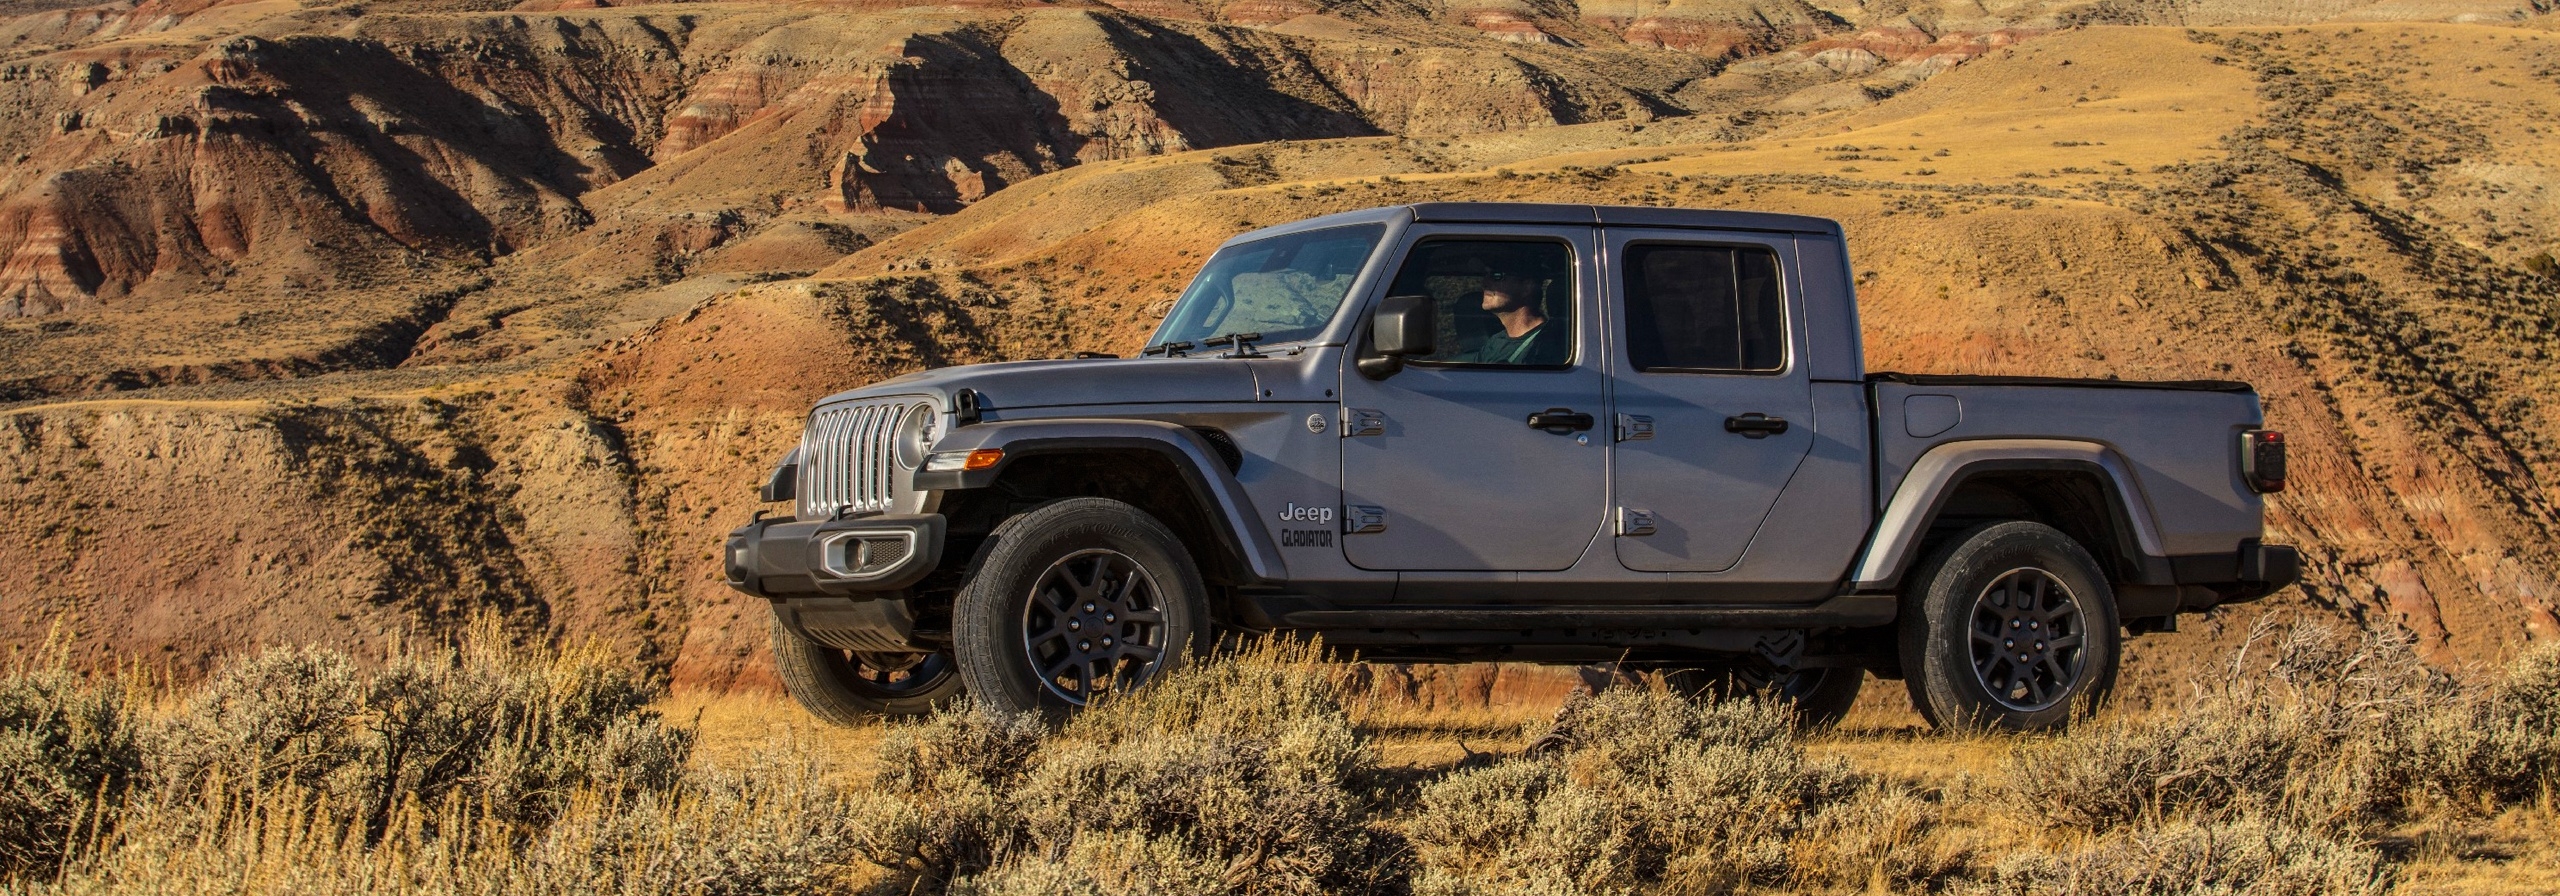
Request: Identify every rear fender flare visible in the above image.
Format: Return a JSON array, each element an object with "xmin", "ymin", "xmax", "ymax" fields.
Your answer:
[
  {"xmin": 1850, "ymin": 439, "xmax": 2165, "ymax": 591},
  {"xmin": 916, "ymin": 418, "xmax": 1287, "ymax": 584}
]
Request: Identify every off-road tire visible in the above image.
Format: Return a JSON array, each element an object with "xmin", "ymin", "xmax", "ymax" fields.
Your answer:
[
  {"xmin": 954, "ymin": 497, "xmax": 1212, "ymax": 717},
  {"xmin": 1663, "ymin": 665, "xmax": 1866, "ymax": 729},
  {"xmin": 1899, "ymin": 520, "xmax": 2121, "ymax": 732},
  {"xmin": 770, "ymin": 615, "xmax": 964, "ymax": 725}
]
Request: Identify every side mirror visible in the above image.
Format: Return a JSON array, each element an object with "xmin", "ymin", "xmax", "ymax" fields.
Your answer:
[
  {"xmin": 760, "ymin": 448, "xmax": 801, "ymax": 503},
  {"xmin": 1358, "ymin": 295, "xmax": 1436, "ymax": 379}
]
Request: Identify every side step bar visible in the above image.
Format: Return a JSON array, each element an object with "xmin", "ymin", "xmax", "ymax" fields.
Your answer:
[{"xmin": 1275, "ymin": 594, "xmax": 1896, "ymax": 631}]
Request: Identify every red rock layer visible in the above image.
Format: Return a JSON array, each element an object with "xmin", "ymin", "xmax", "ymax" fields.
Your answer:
[
  {"xmin": 1218, "ymin": 0, "xmax": 1318, "ymax": 25},
  {"xmin": 1461, "ymin": 9, "xmax": 1569, "ymax": 44},
  {"xmin": 1802, "ymin": 26, "xmax": 2040, "ymax": 66}
]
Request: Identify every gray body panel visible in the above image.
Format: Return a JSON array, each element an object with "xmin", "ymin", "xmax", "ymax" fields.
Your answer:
[
  {"xmin": 1335, "ymin": 222, "xmax": 1611, "ymax": 571},
  {"xmin": 1602, "ymin": 227, "xmax": 1815, "ymax": 573},
  {"xmin": 762, "ymin": 203, "xmax": 2281, "ymax": 646},
  {"xmin": 1867, "ymin": 381, "xmax": 2265, "ymax": 560}
]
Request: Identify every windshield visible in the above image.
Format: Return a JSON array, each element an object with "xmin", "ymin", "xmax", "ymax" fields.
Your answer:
[{"xmin": 1147, "ymin": 223, "xmax": 1387, "ymax": 350}]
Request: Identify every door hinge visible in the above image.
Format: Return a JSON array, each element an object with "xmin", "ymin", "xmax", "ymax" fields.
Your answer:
[
  {"xmin": 1616, "ymin": 414, "xmax": 1654, "ymax": 442},
  {"xmin": 1344, "ymin": 505, "xmax": 1388, "ymax": 534},
  {"xmin": 1341, "ymin": 408, "xmax": 1386, "ymax": 438},
  {"xmin": 1617, "ymin": 507, "xmax": 1656, "ymax": 536}
]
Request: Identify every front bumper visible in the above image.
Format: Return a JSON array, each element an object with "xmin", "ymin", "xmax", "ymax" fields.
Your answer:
[{"xmin": 724, "ymin": 513, "xmax": 946, "ymax": 598}]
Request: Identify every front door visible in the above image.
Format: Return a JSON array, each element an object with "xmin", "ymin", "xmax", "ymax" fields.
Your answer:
[
  {"xmin": 1605, "ymin": 230, "xmax": 1817, "ymax": 572},
  {"xmin": 1337, "ymin": 225, "xmax": 1609, "ymax": 571}
]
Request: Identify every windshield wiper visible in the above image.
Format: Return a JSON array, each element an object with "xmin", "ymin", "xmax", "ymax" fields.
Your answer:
[
  {"xmin": 1201, "ymin": 331, "xmax": 1265, "ymax": 358},
  {"xmin": 1141, "ymin": 340, "xmax": 1194, "ymax": 358}
]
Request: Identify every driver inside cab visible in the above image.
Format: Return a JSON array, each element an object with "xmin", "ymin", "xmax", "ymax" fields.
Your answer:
[
  {"xmin": 1386, "ymin": 239, "xmax": 1575, "ymax": 366},
  {"xmin": 1462, "ymin": 261, "xmax": 1567, "ymax": 366}
]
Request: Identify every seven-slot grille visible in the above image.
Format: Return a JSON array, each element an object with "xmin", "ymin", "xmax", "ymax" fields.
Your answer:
[{"xmin": 798, "ymin": 399, "xmax": 914, "ymax": 519}]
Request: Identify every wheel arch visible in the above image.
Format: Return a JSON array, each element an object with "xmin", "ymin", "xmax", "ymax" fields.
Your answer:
[
  {"xmin": 1852, "ymin": 439, "xmax": 2167, "ymax": 592},
  {"xmin": 919, "ymin": 419, "xmax": 1287, "ymax": 587}
]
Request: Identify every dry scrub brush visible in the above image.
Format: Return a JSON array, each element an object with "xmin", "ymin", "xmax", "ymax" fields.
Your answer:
[
  {"xmin": 1989, "ymin": 622, "xmax": 2560, "ymax": 895},
  {"xmin": 145, "ymin": 620, "xmax": 694, "ymax": 839},
  {"xmin": 1402, "ymin": 686, "xmax": 1962, "ymax": 895},
  {"xmin": 26, "ymin": 728, "xmax": 862, "ymax": 896},
  {"xmin": 6, "ymin": 622, "xmax": 2558, "ymax": 896},
  {"xmin": 1967, "ymin": 816, "xmax": 2395, "ymax": 896},
  {"xmin": 0, "ymin": 632, "xmax": 142, "ymax": 878},
  {"xmin": 0, "ymin": 618, "xmax": 848, "ymax": 896},
  {"xmin": 849, "ymin": 638, "xmax": 1386, "ymax": 896},
  {"xmin": 2011, "ymin": 623, "xmax": 2560, "ymax": 832}
]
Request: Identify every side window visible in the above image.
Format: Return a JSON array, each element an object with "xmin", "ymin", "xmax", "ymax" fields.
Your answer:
[
  {"xmin": 1383, "ymin": 239, "xmax": 1576, "ymax": 368},
  {"xmin": 1621, "ymin": 243, "xmax": 1786, "ymax": 373}
]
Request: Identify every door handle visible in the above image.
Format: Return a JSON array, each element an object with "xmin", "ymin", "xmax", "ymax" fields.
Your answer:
[
  {"xmin": 1724, "ymin": 413, "xmax": 1789, "ymax": 438},
  {"xmin": 1526, "ymin": 408, "xmax": 1595, "ymax": 432}
]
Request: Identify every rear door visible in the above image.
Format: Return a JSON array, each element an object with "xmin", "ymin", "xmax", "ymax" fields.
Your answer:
[
  {"xmin": 1604, "ymin": 229, "xmax": 1817, "ymax": 572},
  {"xmin": 1336, "ymin": 225, "xmax": 1609, "ymax": 571}
]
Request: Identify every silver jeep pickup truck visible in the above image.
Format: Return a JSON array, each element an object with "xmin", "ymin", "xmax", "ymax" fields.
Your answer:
[{"xmin": 726, "ymin": 202, "xmax": 2298, "ymax": 731}]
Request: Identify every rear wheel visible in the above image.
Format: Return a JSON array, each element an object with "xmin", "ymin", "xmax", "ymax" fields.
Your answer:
[
  {"xmin": 1899, "ymin": 520, "xmax": 2120, "ymax": 732},
  {"xmin": 954, "ymin": 497, "xmax": 1212, "ymax": 717},
  {"xmin": 770, "ymin": 615, "xmax": 964, "ymax": 725},
  {"xmin": 1663, "ymin": 664, "xmax": 1865, "ymax": 729}
]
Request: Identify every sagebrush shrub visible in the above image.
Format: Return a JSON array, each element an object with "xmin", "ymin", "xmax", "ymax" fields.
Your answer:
[
  {"xmin": 148, "ymin": 622, "xmax": 689, "ymax": 839},
  {"xmin": 949, "ymin": 830, "xmax": 1233, "ymax": 896},
  {"xmin": 1792, "ymin": 780, "xmax": 1970, "ymax": 891},
  {"xmin": 2009, "ymin": 624, "xmax": 2445, "ymax": 831},
  {"xmin": 0, "ymin": 641, "xmax": 141, "ymax": 877},
  {"xmin": 1969, "ymin": 815, "xmax": 2393, "ymax": 896},
  {"xmin": 857, "ymin": 640, "xmax": 1383, "ymax": 896},
  {"xmin": 2463, "ymin": 643, "xmax": 2560, "ymax": 800},
  {"xmin": 853, "ymin": 705, "xmax": 1047, "ymax": 882},
  {"xmin": 517, "ymin": 733, "xmax": 861, "ymax": 896},
  {"xmin": 153, "ymin": 646, "xmax": 368, "ymax": 797},
  {"xmin": 34, "ymin": 730, "xmax": 843, "ymax": 896},
  {"xmin": 1404, "ymin": 687, "xmax": 1894, "ymax": 896},
  {"xmin": 2388, "ymin": 641, "xmax": 2560, "ymax": 808}
]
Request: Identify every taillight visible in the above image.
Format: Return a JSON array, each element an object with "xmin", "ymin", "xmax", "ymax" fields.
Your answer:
[{"xmin": 2241, "ymin": 429, "xmax": 2286, "ymax": 493}]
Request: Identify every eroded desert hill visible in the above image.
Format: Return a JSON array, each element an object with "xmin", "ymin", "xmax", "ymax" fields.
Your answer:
[{"xmin": 0, "ymin": 0, "xmax": 2554, "ymax": 687}]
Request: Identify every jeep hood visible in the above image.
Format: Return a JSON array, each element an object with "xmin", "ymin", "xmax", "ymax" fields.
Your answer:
[{"xmin": 814, "ymin": 357, "xmax": 1261, "ymax": 412}]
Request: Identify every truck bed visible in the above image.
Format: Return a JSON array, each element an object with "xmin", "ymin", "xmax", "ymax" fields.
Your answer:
[{"xmin": 1865, "ymin": 372, "xmax": 2267, "ymax": 565}]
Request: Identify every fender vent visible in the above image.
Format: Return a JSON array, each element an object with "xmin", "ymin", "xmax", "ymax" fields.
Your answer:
[{"xmin": 1192, "ymin": 427, "xmax": 1243, "ymax": 473}]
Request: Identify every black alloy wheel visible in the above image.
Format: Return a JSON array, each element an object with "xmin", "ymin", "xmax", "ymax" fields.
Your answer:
[
  {"xmin": 771, "ymin": 615, "xmax": 965, "ymax": 725},
  {"xmin": 1020, "ymin": 548, "xmax": 1171, "ymax": 705},
  {"xmin": 1967, "ymin": 567, "xmax": 2089, "ymax": 713},
  {"xmin": 955, "ymin": 497, "xmax": 1211, "ymax": 716},
  {"xmin": 1900, "ymin": 520, "xmax": 2121, "ymax": 732}
]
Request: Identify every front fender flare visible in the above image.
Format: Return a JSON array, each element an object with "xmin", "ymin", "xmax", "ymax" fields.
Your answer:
[{"xmin": 915, "ymin": 418, "xmax": 1287, "ymax": 584}]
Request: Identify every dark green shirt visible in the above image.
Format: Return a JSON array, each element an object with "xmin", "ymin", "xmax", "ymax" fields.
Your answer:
[{"xmin": 1465, "ymin": 323, "xmax": 1566, "ymax": 366}]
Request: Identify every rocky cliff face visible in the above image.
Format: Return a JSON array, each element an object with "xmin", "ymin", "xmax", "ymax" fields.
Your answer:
[{"xmin": 0, "ymin": 0, "xmax": 2552, "ymax": 685}]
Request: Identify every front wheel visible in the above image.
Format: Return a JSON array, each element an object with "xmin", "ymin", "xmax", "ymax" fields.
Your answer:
[
  {"xmin": 771, "ymin": 615, "xmax": 965, "ymax": 725},
  {"xmin": 954, "ymin": 497, "xmax": 1212, "ymax": 717},
  {"xmin": 1899, "ymin": 520, "xmax": 2121, "ymax": 732}
]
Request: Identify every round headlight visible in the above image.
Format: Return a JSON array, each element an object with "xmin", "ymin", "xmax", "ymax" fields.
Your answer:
[{"xmin": 893, "ymin": 403, "xmax": 937, "ymax": 470}]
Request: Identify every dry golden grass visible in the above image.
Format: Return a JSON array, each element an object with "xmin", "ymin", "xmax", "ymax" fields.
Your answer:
[{"xmin": 7, "ymin": 624, "xmax": 2559, "ymax": 895}]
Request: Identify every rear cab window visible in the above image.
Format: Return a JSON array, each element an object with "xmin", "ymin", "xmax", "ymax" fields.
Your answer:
[{"xmin": 1620, "ymin": 243, "xmax": 1787, "ymax": 374}]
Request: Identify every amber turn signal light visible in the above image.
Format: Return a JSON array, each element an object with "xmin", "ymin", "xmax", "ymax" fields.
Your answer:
[{"xmin": 924, "ymin": 448, "xmax": 1005, "ymax": 473}]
